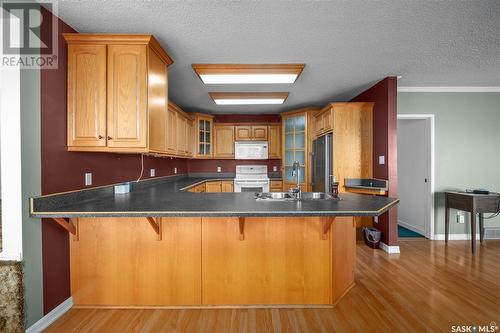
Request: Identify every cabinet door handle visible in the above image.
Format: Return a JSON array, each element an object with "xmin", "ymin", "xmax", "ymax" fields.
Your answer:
[
  {"xmin": 98, "ymin": 135, "xmax": 103, "ymax": 139},
  {"xmin": 107, "ymin": 136, "xmax": 113, "ymax": 140}
]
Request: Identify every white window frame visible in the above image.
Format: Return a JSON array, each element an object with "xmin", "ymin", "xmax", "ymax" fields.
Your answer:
[{"xmin": 0, "ymin": 10, "xmax": 23, "ymax": 261}]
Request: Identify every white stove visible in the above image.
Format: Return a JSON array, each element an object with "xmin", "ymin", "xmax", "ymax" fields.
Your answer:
[{"xmin": 234, "ymin": 165, "xmax": 270, "ymax": 192}]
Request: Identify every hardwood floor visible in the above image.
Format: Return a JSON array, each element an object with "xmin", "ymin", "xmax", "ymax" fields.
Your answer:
[{"xmin": 45, "ymin": 239, "xmax": 500, "ymax": 332}]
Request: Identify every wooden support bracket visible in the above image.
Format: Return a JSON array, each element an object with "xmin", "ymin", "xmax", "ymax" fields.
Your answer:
[
  {"xmin": 146, "ymin": 217, "xmax": 162, "ymax": 240},
  {"xmin": 239, "ymin": 217, "xmax": 245, "ymax": 240},
  {"xmin": 321, "ymin": 217, "xmax": 335, "ymax": 240},
  {"xmin": 52, "ymin": 217, "xmax": 79, "ymax": 241}
]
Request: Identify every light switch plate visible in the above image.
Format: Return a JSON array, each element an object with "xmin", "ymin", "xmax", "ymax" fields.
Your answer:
[
  {"xmin": 85, "ymin": 172, "xmax": 92, "ymax": 186},
  {"xmin": 217, "ymin": 166, "xmax": 222, "ymax": 173},
  {"xmin": 150, "ymin": 169, "xmax": 155, "ymax": 177},
  {"xmin": 273, "ymin": 166, "xmax": 278, "ymax": 172},
  {"xmin": 456, "ymin": 211, "xmax": 465, "ymax": 224},
  {"xmin": 374, "ymin": 216, "xmax": 378, "ymax": 223},
  {"xmin": 174, "ymin": 167, "xmax": 177, "ymax": 174},
  {"xmin": 378, "ymin": 156, "xmax": 385, "ymax": 165}
]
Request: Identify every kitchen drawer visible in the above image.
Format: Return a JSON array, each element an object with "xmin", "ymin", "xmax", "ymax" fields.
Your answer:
[{"xmin": 270, "ymin": 180, "xmax": 283, "ymax": 192}]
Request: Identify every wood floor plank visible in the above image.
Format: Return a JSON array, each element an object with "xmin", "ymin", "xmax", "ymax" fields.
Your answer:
[{"xmin": 45, "ymin": 240, "xmax": 500, "ymax": 333}]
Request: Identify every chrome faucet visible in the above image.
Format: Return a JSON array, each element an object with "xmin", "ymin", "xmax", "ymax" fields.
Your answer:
[{"xmin": 289, "ymin": 161, "xmax": 302, "ymax": 199}]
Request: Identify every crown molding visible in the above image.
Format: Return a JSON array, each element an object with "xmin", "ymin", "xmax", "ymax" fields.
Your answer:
[{"xmin": 398, "ymin": 87, "xmax": 500, "ymax": 93}]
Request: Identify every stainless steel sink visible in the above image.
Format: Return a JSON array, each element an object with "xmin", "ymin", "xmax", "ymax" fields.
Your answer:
[
  {"xmin": 255, "ymin": 192, "xmax": 295, "ymax": 201},
  {"xmin": 299, "ymin": 192, "xmax": 333, "ymax": 200},
  {"xmin": 255, "ymin": 192, "xmax": 333, "ymax": 201}
]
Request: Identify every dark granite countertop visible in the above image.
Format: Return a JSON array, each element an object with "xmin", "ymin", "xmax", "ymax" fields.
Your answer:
[
  {"xmin": 344, "ymin": 178, "xmax": 388, "ymax": 191},
  {"xmin": 30, "ymin": 175, "xmax": 398, "ymax": 218}
]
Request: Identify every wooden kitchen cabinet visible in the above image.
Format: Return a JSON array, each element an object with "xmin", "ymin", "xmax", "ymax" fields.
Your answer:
[
  {"xmin": 213, "ymin": 125, "xmax": 235, "ymax": 158},
  {"xmin": 64, "ymin": 34, "xmax": 173, "ymax": 153},
  {"xmin": 268, "ymin": 124, "xmax": 281, "ymax": 159},
  {"xmin": 235, "ymin": 126, "xmax": 252, "ymax": 140},
  {"xmin": 66, "ymin": 44, "xmax": 107, "ymax": 148},
  {"xmin": 323, "ymin": 102, "xmax": 374, "ymax": 192},
  {"xmin": 270, "ymin": 180, "xmax": 283, "ymax": 192},
  {"xmin": 165, "ymin": 101, "xmax": 193, "ymax": 157},
  {"xmin": 221, "ymin": 181, "xmax": 234, "ymax": 192},
  {"xmin": 251, "ymin": 126, "xmax": 268, "ymax": 140},
  {"xmin": 166, "ymin": 103, "xmax": 177, "ymax": 154},
  {"xmin": 281, "ymin": 108, "xmax": 318, "ymax": 191},
  {"xmin": 314, "ymin": 107, "xmax": 333, "ymax": 137},
  {"xmin": 107, "ymin": 44, "xmax": 148, "ymax": 148},
  {"xmin": 194, "ymin": 113, "xmax": 214, "ymax": 158},
  {"xmin": 205, "ymin": 181, "xmax": 222, "ymax": 192},
  {"xmin": 187, "ymin": 118, "xmax": 195, "ymax": 157},
  {"xmin": 235, "ymin": 125, "xmax": 268, "ymax": 141}
]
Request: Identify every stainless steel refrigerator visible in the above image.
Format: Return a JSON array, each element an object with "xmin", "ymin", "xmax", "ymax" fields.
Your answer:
[{"xmin": 312, "ymin": 133, "xmax": 333, "ymax": 192}]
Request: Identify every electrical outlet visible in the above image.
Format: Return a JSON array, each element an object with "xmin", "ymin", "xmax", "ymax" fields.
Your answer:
[
  {"xmin": 150, "ymin": 169, "xmax": 155, "ymax": 177},
  {"xmin": 456, "ymin": 211, "xmax": 465, "ymax": 224},
  {"xmin": 217, "ymin": 166, "xmax": 222, "ymax": 173},
  {"xmin": 174, "ymin": 167, "xmax": 177, "ymax": 174},
  {"xmin": 378, "ymin": 156, "xmax": 385, "ymax": 165},
  {"xmin": 374, "ymin": 216, "xmax": 378, "ymax": 223},
  {"xmin": 85, "ymin": 172, "xmax": 92, "ymax": 186},
  {"xmin": 273, "ymin": 166, "xmax": 278, "ymax": 172}
]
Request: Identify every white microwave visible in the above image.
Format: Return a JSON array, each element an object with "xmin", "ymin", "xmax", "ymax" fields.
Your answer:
[{"xmin": 235, "ymin": 141, "xmax": 269, "ymax": 159}]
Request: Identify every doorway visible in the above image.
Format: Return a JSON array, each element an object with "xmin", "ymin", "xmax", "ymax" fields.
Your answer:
[{"xmin": 397, "ymin": 115, "xmax": 434, "ymax": 239}]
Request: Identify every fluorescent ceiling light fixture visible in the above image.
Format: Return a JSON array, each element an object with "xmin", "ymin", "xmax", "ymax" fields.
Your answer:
[
  {"xmin": 209, "ymin": 92, "xmax": 289, "ymax": 105},
  {"xmin": 192, "ymin": 64, "xmax": 305, "ymax": 84}
]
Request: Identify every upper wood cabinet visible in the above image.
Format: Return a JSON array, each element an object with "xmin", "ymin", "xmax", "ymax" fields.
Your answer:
[
  {"xmin": 314, "ymin": 107, "xmax": 333, "ymax": 137},
  {"xmin": 165, "ymin": 101, "xmax": 193, "ymax": 157},
  {"xmin": 64, "ymin": 34, "xmax": 173, "ymax": 153},
  {"xmin": 213, "ymin": 125, "xmax": 235, "ymax": 158},
  {"xmin": 107, "ymin": 44, "xmax": 147, "ymax": 148},
  {"xmin": 252, "ymin": 126, "xmax": 268, "ymax": 140},
  {"xmin": 281, "ymin": 108, "xmax": 319, "ymax": 191},
  {"xmin": 67, "ymin": 44, "xmax": 107, "ymax": 148},
  {"xmin": 322, "ymin": 102, "xmax": 374, "ymax": 192},
  {"xmin": 194, "ymin": 113, "xmax": 214, "ymax": 158},
  {"xmin": 148, "ymin": 46, "xmax": 168, "ymax": 153},
  {"xmin": 235, "ymin": 126, "xmax": 251, "ymax": 141},
  {"xmin": 235, "ymin": 125, "xmax": 268, "ymax": 141},
  {"xmin": 268, "ymin": 124, "xmax": 281, "ymax": 159}
]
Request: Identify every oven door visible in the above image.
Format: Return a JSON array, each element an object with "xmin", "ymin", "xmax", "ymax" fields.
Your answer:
[{"xmin": 234, "ymin": 180, "xmax": 270, "ymax": 193}]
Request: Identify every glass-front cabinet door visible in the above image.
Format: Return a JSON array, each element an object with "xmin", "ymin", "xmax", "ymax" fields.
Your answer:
[
  {"xmin": 194, "ymin": 113, "xmax": 214, "ymax": 158},
  {"xmin": 283, "ymin": 114, "xmax": 306, "ymax": 184}
]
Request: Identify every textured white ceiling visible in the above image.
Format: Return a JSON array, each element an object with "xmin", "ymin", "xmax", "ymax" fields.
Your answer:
[{"xmin": 56, "ymin": 0, "xmax": 500, "ymax": 114}]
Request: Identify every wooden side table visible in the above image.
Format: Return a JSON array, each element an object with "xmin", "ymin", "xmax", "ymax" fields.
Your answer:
[{"xmin": 445, "ymin": 191, "xmax": 500, "ymax": 254}]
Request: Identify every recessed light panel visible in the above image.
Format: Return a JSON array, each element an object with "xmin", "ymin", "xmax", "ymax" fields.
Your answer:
[
  {"xmin": 193, "ymin": 64, "xmax": 304, "ymax": 84},
  {"xmin": 209, "ymin": 92, "xmax": 289, "ymax": 105}
]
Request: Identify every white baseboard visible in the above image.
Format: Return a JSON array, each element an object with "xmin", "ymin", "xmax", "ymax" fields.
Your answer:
[
  {"xmin": 434, "ymin": 234, "xmax": 481, "ymax": 241},
  {"xmin": 26, "ymin": 297, "xmax": 73, "ymax": 333},
  {"xmin": 380, "ymin": 242, "xmax": 400, "ymax": 254}
]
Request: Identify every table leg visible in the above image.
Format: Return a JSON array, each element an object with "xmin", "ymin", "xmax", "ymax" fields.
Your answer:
[
  {"xmin": 471, "ymin": 212, "xmax": 476, "ymax": 254},
  {"xmin": 445, "ymin": 203, "xmax": 450, "ymax": 243},
  {"xmin": 479, "ymin": 213, "xmax": 484, "ymax": 244}
]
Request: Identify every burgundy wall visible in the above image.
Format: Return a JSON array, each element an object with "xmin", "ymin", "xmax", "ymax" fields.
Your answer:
[
  {"xmin": 188, "ymin": 159, "xmax": 281, "ymax": 174},
  {"xmin": 40, "ymin": 9, "xmax": 187, "ymax": 313},
  {"xmin": 350, "ymin": 77, "xmax": 398, "ymax": 246},
  {"xmin": 214, "ymin": 114, "xmax": 280, "ymax": 123}
]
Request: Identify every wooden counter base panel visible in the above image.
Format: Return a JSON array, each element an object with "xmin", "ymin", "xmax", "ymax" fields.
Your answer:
[{"xmin": 70, "ymin": 216, "xmax": 356, "ymax": 307}]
